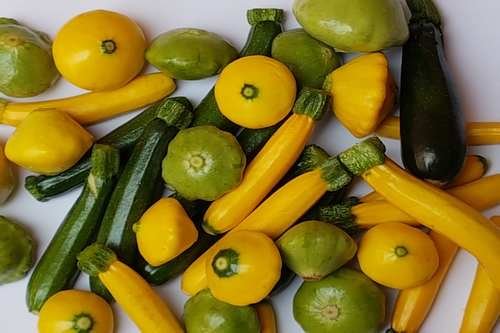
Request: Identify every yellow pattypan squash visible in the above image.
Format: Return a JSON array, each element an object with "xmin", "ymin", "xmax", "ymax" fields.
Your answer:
[
  {"xmin": 135, "ymin": 197, "xmax": 198, "ymax": 266},
  {"xmin": 5, "ymin": 110, "xmax": 93, "ymax": 175},
  {"xmin": 325, "ymin": 52, "xmax": 396, "ymax": 138}
]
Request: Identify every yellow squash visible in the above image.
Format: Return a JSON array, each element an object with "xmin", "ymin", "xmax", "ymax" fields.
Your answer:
[
  {"xmin": 215, "ymin": 55, "xmax": 296, "ymax": 129},
  {"xmin": 53, "ymin": 10, "xmax": 146, "ymax": 91},
  {"xmin": 206, "ymin": 230, "xmax": 281, "ymax": 306},
  {"xmin": 38, "ymin": 289, "xmax": 114, "ymax": 333},
  {"xmin": 203, "ymin": 88, "xmax": 328, "ymax": 235},
  {"xmin": 459, "ymin": 216, "xmax": 500, "ymax": 333},
  {"xmin": 377, "ymin": 116, "xmax": 500, "ymax": 146},
  {"xmin": 135, "ymin": 198, "xmax": 198, "ymax": 266},
  {"xmin": 361, "ymin": 154, "xmax": 488, "ymax": 202},
  {"xmin": 78, "ymin": 244, "xmax": 184, "ymax": 333},
  {"xmin": 0, "ymin": 143, "xmax": 15, "ymax": 204},
  {"xmin": 0, "ymin": 73, "xmax": 176, "ymax": 126},
  {"xmin": 5, "ymin": 110, "xmax": 93, "ymax": 175},
  {"xmin": 338, "ymin": 138, "xmax": 500, "ymax": 290},
  {"xmin": 324, "ymin": 52, "xmax": 396, "ymax": 138},
  {"xmin": 182, "ymin": 157, "xmax": 352, "ymax": 295},
  {"xmin": 357, "ymin": 222, "xmax": 439, "ymax": 289},
  {"xmin": 348, "ymin": 174, "xmax": 500, "ymax": 228},
  {"xmin": 255, "ymin": 301, "xmax": 278, "ymax": 333},
  {"xmin": 390, "ymin": 231, "xmax": 459, "ymax": 333}
]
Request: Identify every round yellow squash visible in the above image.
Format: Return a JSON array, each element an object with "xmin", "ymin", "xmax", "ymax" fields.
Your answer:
[
  {"xmin": 5, "ymin": 110, "xmax": 93, "ymax": 175},
  {"xmin": 357, "ymin": 222, "xmax": 439, "ymax": 289},
  {"xmin": 206, "ymin": 230, "xmax": 282, "ymax": 306},
  {"xmin": 53, "ymin": 9, "xmax": 147, "ymax": 91},
  {"xmin": 38, "ymin": 289, "xmax": 114, "ymax": 333},
  {"xmin": 215, "ymin": 55, "xmax": 296, "ymax": 129},
  {"xmin": 135, "ymin": 197, "xmax": 198, "ymax": 266}
]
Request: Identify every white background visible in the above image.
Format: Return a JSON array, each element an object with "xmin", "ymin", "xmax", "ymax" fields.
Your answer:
[{"xmin": 1, "ymin": 0, "xmax": 499, "ymax": 332}]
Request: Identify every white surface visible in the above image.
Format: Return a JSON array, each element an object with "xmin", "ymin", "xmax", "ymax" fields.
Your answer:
[{"xmin": 0, "ymin": 0, "xmax": 499, "ymax": 332}]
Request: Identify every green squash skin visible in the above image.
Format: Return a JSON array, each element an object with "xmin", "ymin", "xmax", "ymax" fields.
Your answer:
[
  {"xmin": 277, "ymin": 220, "xmax": 356, "ymax": 280},
  {"xmin": 0, "ymin": 19, "xmax": 58, "ymax": 97},
  {"xmin": 0, "ymin": 216, "xmax": 34, "ymax": 285},
  {"xmin": 184, "ymin": 289, "xmax": 260, "ymax": 333},
  {"xmin": 163, "ymin": 126, "xmax": 246, "ymax": 201},
  {"xmin": 293, "ymin": 268, "xmax": 386, "ymax": 333},
  {"xmin": 146, "ymin": 28, "xmax": 238, "ymax": 80},
  {"xmin": 292, "ymin": 0, "xmax": 409, "ymax": 52},
  {"xmin": 271, "ymin": 29, "xmax": 341, "ymax": 89}
]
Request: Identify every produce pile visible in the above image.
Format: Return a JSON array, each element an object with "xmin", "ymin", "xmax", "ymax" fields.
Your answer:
[{"xmin": 0, "ymin": 0, "xmax": 499, "ymax": 332}]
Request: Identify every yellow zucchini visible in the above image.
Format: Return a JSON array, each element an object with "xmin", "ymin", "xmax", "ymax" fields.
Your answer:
[
  {"xmin": 182, "ymin": 157, "xmax": 352, "ymax": 295},
  {"xmin": 203, "ymin": 88, "xmax": 328, "ymax": 235},
  {"xmin": 459, "ymin": 216, "xmax": 500, "ymax": 333},
  {"xmin": 256, "ymin": 301, "xmax": 278, "ymax": 333},
  {"xmin": 338, "ymin": 138, "xmax": 500, "ymax": 291},
  {"xmin": 390, "ymin": 231, "xmax": 459, "ymax": 333},
  {"xmin": 377, "ymin": 116, "xmax": 500, "ymax": 146},
  {"xmin": 0, "ymin": 73, "xmax": 175, "ymax": 126},
  {"xmin": 78, "ymin": 244, "xmax": 183, "ymax": 333}
]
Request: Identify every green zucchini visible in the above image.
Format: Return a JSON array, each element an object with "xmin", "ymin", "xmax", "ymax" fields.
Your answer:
[
  {"xmin": 191, "ymin": 8, "xmax": 283, "ymax": 132},
  {"xmin": 237, "ymin": 123, "xmax": 281, "ymax": 161},
  {"xmin": 26, "ymin": 145, "xmax": 120, "ymax": 313},
  {"xmin": 24, "ymin": 97, "xmax": 193, "ymax": 201},
  {"xmin": 90, "ymin": 106, "xmax": 192, "ymax": 300},
  {"xmin": 400, "ymin": 0, "xmax": 466, "ymax": 184}
]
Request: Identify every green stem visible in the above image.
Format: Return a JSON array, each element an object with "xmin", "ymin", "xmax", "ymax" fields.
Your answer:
[
  {"xmin": 72, "ymin": 313, "xmax": 94, "ymax": 333},
  {"xmin": 339, "ymin": 137, "xmax": 386, "ymax": 175},
  {"xmin": 211, "ymin": 249, "xmax": 239, "ymax": 278},
  {"xmin": 395, "ymin": 246, "xmax": 409, "ymax": 257},
  {"xmin": 101, "ymin": 40, "xmax": 117, "ymax": 54},
  {"xmin": 240, "ymin": 84, "xmax": 259, "ymax": 100},
  {"xmin": 319, "ymin": 157, "xmax": 352, "ymax": 191},
  {"xmin": 77, "ymin": 243, "xmax": 117, "ymax": 277},
  {"xmin": 292, "ymin": 87, "xmax": 329, "ymax": 120}
]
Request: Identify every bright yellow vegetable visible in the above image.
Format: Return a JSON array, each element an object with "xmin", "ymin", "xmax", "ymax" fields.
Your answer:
[
  {"xmin": 203, "ymin": 88, "xmax": 328, "ymax": 235},
  {"xmin": 357, "ymin": 222, "xmax": 439, "ymax": 289},
  {"xmin": 215, "ymin": 55, "xmax": 296, "ymax": 129},
  {"xmin": 377, "ymin": 115, "xmax": 500, "ymax": 146},
  {"xmin": 338, "ymin": 139, "xmax": 500, "ymax": 291},
  {"xmin": 0, "ymin": 144, "xmax": 15, "ymax": 204},
  {"xmin": 5, "ymin": 110, "xmax": 93, "ymax": 175},
  {"xmin": 78, "ymin": 244, "xmax": 184, "ymax": 333},
  {"xmin": 0, "ymin": 73, "xmax": 176, "ymax": 126},
  {"xmin": 206, "ymin": 230, "xmax": 281, "ymax": 306},
  {"xmin": 324, "ymin": 52, "xmax": 396, "ymax": 138},
  {"xmin": 53, "ymin": 10, "xmax": 146, "ymax": 91},
  {"xmin": 459, "ymin": 216, "xmax": 500, "ymax": 333},
  {"xmin": 361, "ymin": 154, "xmax": 488, "ymax": 203},
  {"xmin": 390, "ymin": 231, "xmax": 459, "ymax": 333},
  {"xmin": 182, "ymin": 157, "xmax": 351, "ymax": 296},
  {"xmin": 135, "ymin": 197, "xmax": 198, "ymax": 266},
  {"xmin": 38, "ymin": 289, "xmax": 114, "ymax": 333},
  {"xmin": 256, "ymin": 301, "xmax": 278, "ymax": 333}
]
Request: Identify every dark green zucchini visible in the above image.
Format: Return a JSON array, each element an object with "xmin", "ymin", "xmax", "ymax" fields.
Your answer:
[
  {"xmin": 400, "ymin": 0, "xmax": 466, "ymax": 184},
  {"xmin": 90, "ymin": 106, "xmax": 192, "ymax": 300},
  {"xmin": 237, "ymin": 123, "xmax": 281, "ymax": 160},
  {"xmin": 25, "ymin": 97, "xmax": 193, "ymax": 201},
  {"xmin": 26, "ymin": 145, "xmax": 120, "ymax": 313},
  {"xmin": 191, "ymin": 8, "xmax": 284, "ymax": 132}
]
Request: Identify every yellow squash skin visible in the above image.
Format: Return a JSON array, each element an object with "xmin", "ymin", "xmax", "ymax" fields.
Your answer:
[
  {"xmin": 459, "ymin": 216, "xmax": 500, "ymax": 333},
  {"xmin": 391, "ymin": 231, "xmax": 459, "ymax": 333},
  {"xmin": 38, "ymin": 290, "xmax": 114, "ymax": 333},
  {"xmin": 357, "ymin": 222, "xmax": 439, "ymax": 289},
  {"xmin": 256, "ymin": 301, "xmax": 278, "ymax": 333},
  {"xmin": 206, "ymin": 230, "xmax": 281, "ymax": 306},
  {"xmin": 100, "ymin": 261, "xmax": 183, "ymax": 333},
  {"xmin": 203, "ymin": 113, "xmax": 315, "ymax": 234},
  {"xmin": 377, "ymin": 116, "xmax": 500, "ymax": 146},
  {"xmin": 135, "ymin": 198, "xmax": 198, "ymax": 266},
  {"xmin": 0, "ymin": 73, "xmax": 176, "ymax": 126},
  {"xmin": 362, "ymin": 158, "xmax": 500, "ymax": 291},
  {"xmin": 53, "ymin": 10, "xmax": 146, "ymax": 91},
  {"xmin": 325, "ymin": 52, "xmax": 396, "ymax": 138},
  {"xmin": 183, "ymin": 169, "xmax": 329, "ymax": 296},
  {"xmin": 5, "ymin": 110, "xmax": 93, "ymax": 175},
  {"xmin": 353, "ymin": 174, "xmax": 500, "ymax": 228},
  {"xmin": 360, "ymin": 154, "xmax": 488, "ymax": 203},
  {"xmin": 215, "ymin": 55, "xmax": 296, "ymax": 129},
  {"xmin": 0, "ymin": 144, "xmax": 15, "ymax": 204}
]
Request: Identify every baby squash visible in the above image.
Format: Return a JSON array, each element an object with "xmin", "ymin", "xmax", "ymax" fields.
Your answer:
[{"xmin": 135, "ymin": 198, "xmax": 198, "ymax": 266}]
